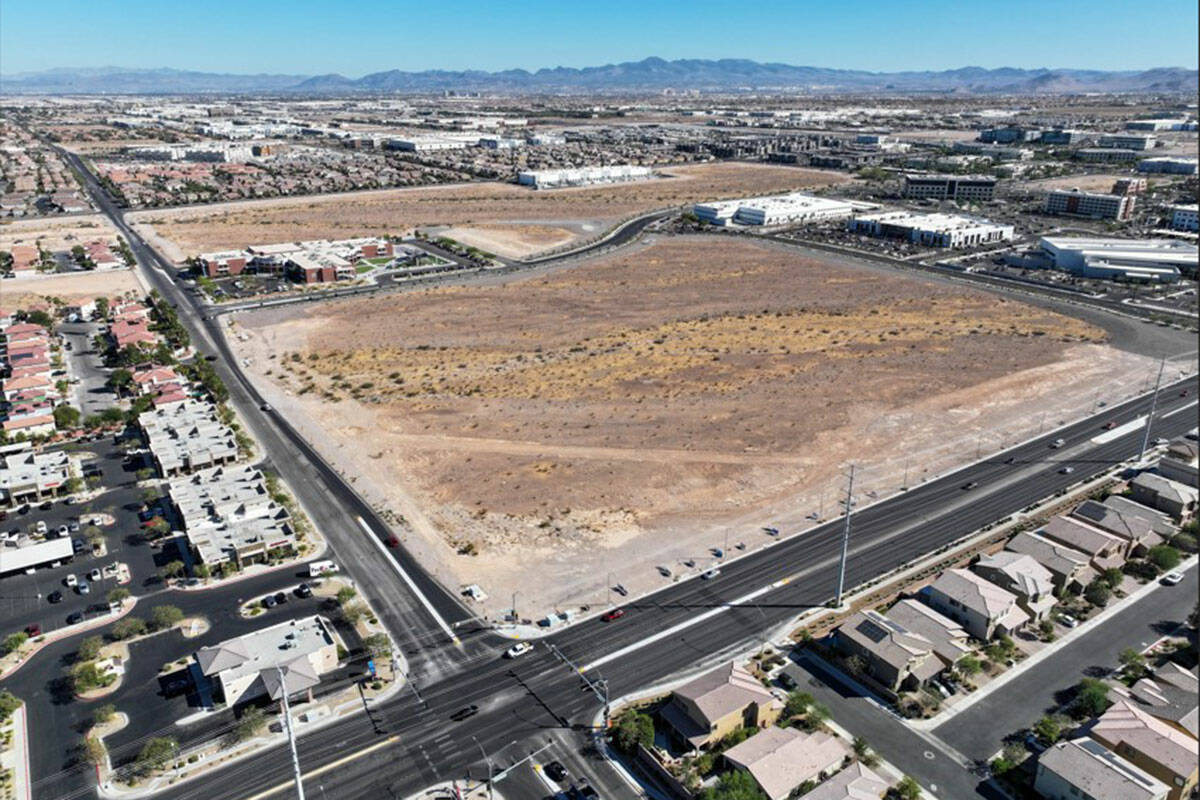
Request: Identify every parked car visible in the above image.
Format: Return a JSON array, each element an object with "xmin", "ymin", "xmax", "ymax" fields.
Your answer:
[
  {"xmin": 1162, "ymin": 571, "xmax": 1184, "ymax": 586},
  {"xmin": 274, "ymin": 592, "xmax": 287, "ymax": 604},
  {"xmin": 504, "ymin": 642, "xmax": 533, "ymax": 659},
  {"xmin": 89, "ymin": 568, "xmax": 102, "ymax": 582},
  {"xmin": 48, "ymin": 590, "xmax": 63, "ymax": 604},
  {"xmin": 295, "ymin": 583, "xmax": 313, "ymax": 599},
  {"xmin": 67, "ymin": 612, "xmax": 83, "ymax": 625},
  {"xmin": 72, "ymin": 539, "xmax": 85, "ymax": 553},
  {"xmin": 64, "ymin": 574, "xmax": 78, "ymax": 587},
  {"xmin": 1056, "ymin": 613, "xmax": 1079, "ymax": 628},
  {"xmin": 77, "ymin": 581, "xmax": 89, "ymax": 595},
  {"xmin": 601, "ymin": 608, "xmax": 626, "ymax": 622},
  {"xmin": 386, "ymin": 535, "xmax": 401, "ymax": 548},
  {"xmin": 262, "ymin": 595, "xmax": 277, "ymax": 609},
  {"xmin": 25, "ymin": 624, "xmax": 41, "ymax": 637}
]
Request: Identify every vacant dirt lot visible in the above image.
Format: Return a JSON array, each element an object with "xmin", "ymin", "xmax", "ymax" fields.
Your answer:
[
  {"xmin": 1, "ymin": 215, "xmax": 119, "ymax": 252},
  {"xmin": 1, "ymin": 269, "xmax": 143, "ymax": 312},
  {"xmin": 131, "ymin": 162, "xmax": 852, "ymax": 260},
  {"xmin": 231, "ymin": 235, "xmax": 1153, "ymax": 618}
]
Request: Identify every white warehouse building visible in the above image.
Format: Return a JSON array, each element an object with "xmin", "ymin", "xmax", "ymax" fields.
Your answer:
[
  {"xmin": 1038, "ymin": 236, "xmax": 1198, "ymax": 281},
  {"xmin": 848, "ymin": 211, "xmax": 1014, "ymax": 248},
  {"xmin": 694, "ymin": 192, "xmax": 855, "ymax": 227},
  {"xmin": 517, "ymin": 165, "xmax": 653, "ymax": 189}
]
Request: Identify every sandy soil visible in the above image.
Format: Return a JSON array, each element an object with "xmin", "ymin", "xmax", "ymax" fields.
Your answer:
[
  {"xmin": 228, "ymin": 235, "xmax": 1157, "ymax": 618},
  {"xmin": 0, "ymin": 269, "xmax": 143, "ymax": 312},
  {"xmin": 129, "ymin": 162, "xmax": 853, "ymax": 259},
  {"xmin": 434, "ymin": 224, "xmax": 580, "ymax": 259},
  {"xmin": 0, "ymin": 215, "xmax": 120, "ymax": 252},
  {"xmin": 1025, "ymin": 174, "xmax": 1156, "ymax": 192}
]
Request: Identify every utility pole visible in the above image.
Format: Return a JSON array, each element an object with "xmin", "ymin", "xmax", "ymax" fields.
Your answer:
[
  {"xmin": 510, "ymin": 591, "xmax": 519, "ymax": 623},
  {"xmin": 278, "ymin": 668, "xmax": 306, "ymax": 800},
  {"xmin": 834, "ymin": 464, "xmax": 856, "ymax": 608},
  {"xmin": 473, "ymin": 736, "xmax": 493, "ymax": 800},
  {"xmin": 1139, "ymin": 357, "xmax": 1166, "ymax": 461}
]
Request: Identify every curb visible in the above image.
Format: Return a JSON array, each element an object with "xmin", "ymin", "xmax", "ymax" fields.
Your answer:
[{"xmin": 0, "ymin": 596, "xmax": 138, "ymax": 681}]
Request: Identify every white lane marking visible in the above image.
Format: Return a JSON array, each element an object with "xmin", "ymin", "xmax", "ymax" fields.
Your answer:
[
  {"xmin": 1163, "ymin": 400, "xmax": 1198, "ymax": 419},
  {"xmin": 580, "ymin": 576, "xmax": 792, "ymax": 672},
  {"xmin": 357, "ymin": 516, "xmax": 459, "ymax": 645},
  {"xmin": 1091, "ymin": 415, "xmax": 1146, "ymax": 444}
]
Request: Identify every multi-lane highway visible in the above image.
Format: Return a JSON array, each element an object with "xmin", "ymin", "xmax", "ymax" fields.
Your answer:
[{"xmin": 45, "ymin": 148, "xmax": 1199, "ymax": 800}]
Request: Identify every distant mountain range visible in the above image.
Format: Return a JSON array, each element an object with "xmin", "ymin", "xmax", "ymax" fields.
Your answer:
[{"xmin": 2, "ymin": 58, "xmax": 1196, "ymax": 95}]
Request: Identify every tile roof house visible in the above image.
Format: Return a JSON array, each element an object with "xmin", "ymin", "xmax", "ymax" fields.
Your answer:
[
  {"xmin": 722, "ymin": 726, "xmax": 851, "ymax": 800},
  {"xmin": 1089, "ymin": 699, "xmax": 1199, "ymax": 800},
  {"xmin": 1035, "ymin": 737, "xmax": 1168, "ymax": 800},
  {"xmin": 884, "ymin": 599, "xmax": 973, "ymax": 668},
  {"xmin": 1005, "ymin": 530, "xmax": 1097, "ymax": 593},
  {"xmin": 798, "ymin": 762, "xmax": 888, "ymax": 800},
  {"xmin": 833, "ymin": 611, "xmax": 945, "ymax": 696},
  {"xmin": 1073, "ymin": 497, "xmax": 1172, "ymax": 554},
  {"xmin": 1112, "ymin": 662, "xmax": 1200, "ymax": 739},
  {"xmin": 973, "ymin": 551, "xmax": 1057, "ymax": 621},
  {"xmin": 920, "ymin": 568, "xmax": 1030, "ymax": 642},
  {"xmin": 1128, "ymin": 473, "xmax": 1198, "ymax": 522},
  {"xmin": 1038, "ymin": 515, "xmax": 1128, "ymax": 568},
  {"xmin": 658, "ymin": 661, "xmax": 782, "ymax": 750}
]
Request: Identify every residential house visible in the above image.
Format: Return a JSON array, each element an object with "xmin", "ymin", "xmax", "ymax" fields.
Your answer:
[
  {"xmin": 1035, "ymin": 737, "xmax": 1169, "ymax": 800},
  {"xmin": 799, "ymin": 762, "xmax": 888, "ymax": 800},
  {"xmin": 1090, "ymin": 699, "xmax": 1199, "ymax": 800},
  {"xmin": 1038, "ymin": 515, "xmax": 1128, "ymax": 568},
  {"xmin": 833, "ymin": 611, "xmax": 944, "ymax": 697},
  {"xmin": 1073, "ymin": 497, "xmax": 1172, "ymax": 555},
  {"xmin": 1159, "ymin": 440, "xmax": 1199, "ymax": 486},
  {"xmin": 920, "ymin": 568, "xmax": 1030, "ymax": 641},
  {"xmin": 194, "ymin": 616, "xmax": 338, "ymax": 707},
  {"xmin": 1111, "ymin": 662, "xmax": 1199, "ymax": 739},
  {"xmin": 1005, "ymin": 530, "xmax": 1096, "ymax": 593},
  {"xmin": 973, "ymin": 551, "xmax": 1057, "ymax": 622},
  {"xmin": 722, "ymin": 726, "xmax": 850, "ymax": 800},
  {"xmin": 1128, "ymin": 473, "xmax": 1198, "ymax": 521},
  {"xmin": 658, "ymin": 661, "xmax": 782, "ymax": 750},
  {"xmin": 884, "ymin": 599, "xmax": 973, "ymax": 669}
]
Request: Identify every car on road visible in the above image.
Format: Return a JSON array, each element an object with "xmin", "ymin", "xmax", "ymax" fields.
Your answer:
[
  {"xmin": 544, "ymin": 761, "xmax": 567, "ymax": 782},
  {"xmin": 1103, "ymin": 421, "xmax": 1117, "ymax": 430},
  {"xmin": 1162, "ymin": 571, "xmax": 1185, "ymax": 586},
  {"xmin": 602, "ymin": 608, "xmax": 626, "ymax": 622},
  {"xmin": 701, "ymin": 568, "xmax": 721, "ymax": 580},
  {"xmin": 25, "ymin": 624, "xmax": 41, "ymax": 637},
  {"xmin": 1050, "ymin": 438, "xmax": 1065, "ymax": 449},
  {"xmin": 449, "ymin": 705, "xmax": 479, "ymax": 721},
  {"xmin": 386, "ymin": 535, "xmax": 401, "ymax": 548},
  {"xmin": 1004, "ymin": 456, "xmax": 1016, "ymax": 464},
  {"xmin": 48, "ymin": 590, "xmax": 63, "ymax": 604},
  {"xmin": 961, "ymin": 481, "xmax": 979, "ymax": 490},
  {"xmin": 260, "ymin": 403, "xmax": 272, "ymax": 412},
  {"xmin": 295, "ymin": 583, "xmax": 313, "ymax": 598},
  {"xmin": 578, "ymin": 784, "xmax": 599, "ymax": 800},
  {"xmin": 1181, "ymin": 390, "xmax": 1190, "ymax": 397},
  {"xmin": 504, "ymin": 642, "xmax": 533, "ymax": 659},
  {"xmin": 1059, "ymin": 466, "xmax": 1075, "ymax": 474},
  {"xmin": 66, "ymin": 612, "xmax": 83, "ymax": 625}
]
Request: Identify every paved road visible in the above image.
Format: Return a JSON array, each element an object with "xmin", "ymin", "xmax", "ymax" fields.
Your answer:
[
  {"xmin": 37, "ymin": 147, "xmax": 1199, "ymax": 800},
  {"xmin": 934, "ymin": 562, "xmax": 1199, "ymax": 762}
]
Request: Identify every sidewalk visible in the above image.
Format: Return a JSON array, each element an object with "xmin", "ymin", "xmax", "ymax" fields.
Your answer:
[{"xmin": 912, "ymin": 555, "xmax": 1199, "ymax": 730}]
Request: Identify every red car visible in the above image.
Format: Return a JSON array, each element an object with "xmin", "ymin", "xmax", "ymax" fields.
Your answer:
[
  {"xmin": 601, "ymin": 608, "xmax": 626, "ymax": 622},
  {"xmin": 25, "ymin": 624, "xmax": 41, "ymax": 637},
  {"xmin": 386, "ymin": 535, "xmax": 401, "ymax": 548},
  {"xmin": 1103, "ymin": 421, "xmax": 1117, "ymax": 430}
]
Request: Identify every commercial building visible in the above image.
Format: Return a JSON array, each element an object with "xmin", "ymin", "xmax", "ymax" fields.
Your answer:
[
  {"xmin": 694, "ymin": 192, "xmax": 856, "ymax": 227},
  {"xmin": 385, "ymin": 135, "xmax": 475, "ymax": 152},
  {"xmin": 902, "ymin": 174, "xmax": 996, "ymax": 203},
  {"xmin": 1044, "ymin": 189, "xmax": 1135, "ymax": 221},
  {"xmin": 1038, "ymin": 236, "xmax": 1199, "ymax": 281},
  {"xmin": 1170, "ymin": 204, "xmax": 1198, "ymax": 232},
  {"xmin": 198, "ymin": 250, "xmax": 248, "ymax": 278},
  {"xmin": 848, "ymin": 211, "xmax": 1013, "ymax": 248},
  {"xmin": 0, "ymin": 535, "xmax": 73, "ymax": 577},
  {"xmin": 516, "ymin": 165, "xmax": 653, "ymax": 190},
  {"xmin": 980, "ymin": 127, "xmax": 1041, "ymax": 143},
  {"xmin": 1098, "ymin": 134, "xmax": 1157, "ymax": 151},
  {"xmin": 139, "ymin": 399, "xmax": 239, "ymax": 477},
  {"xmin": 1040, "ymin": 129, "xmax": 1092, "ymax": 145},
  {"xmin": 194, "ymin": 616, "xmax": 338, "ymax": 706},
  {"xmin": 951, "ymin": 141, "xmax": 1032, "ymax": 160},
  {"xmin": 0, "ymin": 442, "xmax": 71, "ymax": 507},
  {"xmin": 1138, "ymin": 157, "xmax": 1198, "ymax": 175},
  {"xmin": 1126, "ymin": 119, "xmax": 1193, "ymax": 132},
  {"xmin": 1076, "ymin": 148, "xmax": 1139, "ymax": 163},
  {"xmin": 1035, "ymin": 738, "xmax": 1169, "ymax": 800}
]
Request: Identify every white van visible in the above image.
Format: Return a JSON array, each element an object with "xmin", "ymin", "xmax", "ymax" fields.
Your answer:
[{"xmin": 308, "ymin": 560, "xmax": 338, "ymax": 578}]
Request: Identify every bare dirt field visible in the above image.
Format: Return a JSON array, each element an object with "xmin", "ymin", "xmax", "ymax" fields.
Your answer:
[
  {"xmin": 1, "ymin": 269, "xmax": 143, "ymax": 312},
  {"xmin": 230, "ymin": 235, "xmax": 1156, "ymax": 618},
  {"xmin": 130, "ymin": 162, "xmax": 852, "ymax": 260},
  {"xmin": 1026, "ymin": 174, "xmax": 1161, "ymax": 192},
  {"xmin": 432, "ymin": 223, "xmax": 581, "ymax": 259},
  {"xmin": 0, "ymin": 215, "xmax": 119, "ymax": 252}
]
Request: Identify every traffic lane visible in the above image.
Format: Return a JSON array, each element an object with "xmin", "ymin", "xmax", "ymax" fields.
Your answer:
[
  {"xmin": 538, "ymin": 728, "xmax": 642, "ymax": 800},
  {"xmin": 934, "ymin": 562, "xmax": 1199, "ymax": 762},
  {"xmin": 499, "ymin": 760, "xmax": 555, "ymax": 800},
  {"xmin": 791, "ymin": 655, "xmax": 1002, "ymax": 800}
]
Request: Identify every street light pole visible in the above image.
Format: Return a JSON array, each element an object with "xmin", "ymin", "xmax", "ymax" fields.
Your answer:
[
  {"xmin": 278, "ymin": 668, "xmax": 306, "ymax": 800},
  {"xmin": 473, "ymin": 736, "xmax": 493, "ymax": 800},
  {"xmin": 834, "ymin": 464, "xmax": 856, "ymax": 608},
  {"xmin": 1139, "ymin": 357, "xmax": 1166, "ymax": 461}
]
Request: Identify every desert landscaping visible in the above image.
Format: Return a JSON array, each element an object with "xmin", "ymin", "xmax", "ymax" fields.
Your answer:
[
  {"xmin": 229, "ymin": 235, "xmax": 1158, "ymax": 617},
  {"xmin": 129, "ymin": 162, "xmax": 851, "ymax": 261}
]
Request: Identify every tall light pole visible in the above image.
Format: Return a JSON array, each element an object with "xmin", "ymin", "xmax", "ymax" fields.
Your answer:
[
  {"xmin": 1139, "ymin": 357, "xmax": 1166, "ymax": 461},
  {"xmin": 473, "ymin": 736, "xmax": 493, "ymax": 800},
  {"xmin": 277, "ymin": 669, "xmax": 306, "ymax": 800},
  {"xmin": 834, "ymin": 464, "xmax": 856, "ymax": 608}
]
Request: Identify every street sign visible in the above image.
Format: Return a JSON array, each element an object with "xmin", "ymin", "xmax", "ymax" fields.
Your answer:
[{"xmin": 367, "ymin": 659, "xmax": 376, "ymax": 677}]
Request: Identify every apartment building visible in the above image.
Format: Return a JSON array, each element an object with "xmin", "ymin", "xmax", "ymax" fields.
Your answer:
[
  {"xmin": 902, "ymin": 174, "xmax": 996, "ymax": 203},
  {"xmin": 1044, "ymin": 189, "xmax": 1135, "ymax": 221}
]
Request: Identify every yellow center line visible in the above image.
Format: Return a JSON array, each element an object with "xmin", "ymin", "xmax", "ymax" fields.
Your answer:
[{"xmin": 241, "ymin": 735, "xmax": 400, "ymax": 800}]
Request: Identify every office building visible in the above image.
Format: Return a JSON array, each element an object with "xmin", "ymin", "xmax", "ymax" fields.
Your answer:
[
  {"xmin": 848, "ymin": 211, "xmax": 1013, "ymax": 248},
  {"xmin": 1099, "ymin": 134, "xmax": 1156, "ymax": 151},
  {"xmin": 1044, "ymin": 189, "xmax": 1135, "ymax": 221},
  {"xmin": 1039, "ymin": 236, "xmax": 1198, "ymax": 281},
  {"xmin": 1040, "ymin": 129, "xmax": 1092, "ymax": 145},
  {"xmin": 902, "ymin": 174, "xmax": 996, "ymax": 203},
  {"xmin": 694, "ymin": 192, "xmax": 855, "ymax": 227},
  {"xmin": 194, "ymin": 616, "xmax": 339, "ymax": 706},
  {"xmin": 1137, "ymin": 157, "xmax": 1199, "ymax": 175},
  {"xmin": 980, "ymin": 127, "xmax": 1041, "ymax": 143},
  {"xmin": 1170, "ymin": 204, "xmax": 1198, "ymax": 232},
  {"xmin": 516, "ymin": 165, "xmax": 653, "ymax": 190},
  {"xmin": 1076, "ymin": 148, "xmax": 1139, "ymax": 163}
]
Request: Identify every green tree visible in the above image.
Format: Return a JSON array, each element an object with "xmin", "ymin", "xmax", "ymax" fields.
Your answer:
[
  {"xmin": 108, "ymin": 368, "xmax": 134, "ymax": 397},
  {"xmin": 77, "ymin": 635, "xmax": 104, "ymax": 661},
  {"xmin": 1033, "ymin": 714, "xmax": 1067, "ymax": 745},
  {"xmin": 1071, "ymin": 678, "xmax": 1111, "ymax": 719},
  {"xmin": 53, "ymin": 403, "xmax": 81, "ymax": 429},
  {"xmin": 149, "ymin": 605, "xmax": 183, "ymax": 631},
  {"xmin": 110, "ymin": 617, "xmax": 147, "ymax": 640},
  {"xmin": 94, "ymin": 296, "xmax": 109, "ymax": 320},
  {"xmin": 1119, "ymin": 647, "xmax": 1147, "ymax": 679},
  {"xmin": 1085, "ymin": 579, "xmax": 1111, "ymax": 608},
  {"xmin": 158, "ymin": 560, "xmax": 185, "ymax": 580},
  {"xmin": 226, "ymin": 707, "xmax": 266, "ymax": 744},
  {"xmin": 1148, "ymin": 545, "xmax": 1181, "ymax": 573},
  {"xmin": 956, "ymin": 654, "xmax": 983, "ymax": 677},
  {"xmin": 106, "ymin": 587, "xmax": 130, "ymax": 605},
  {"xmin": 336, "ymin": 586, "xmax": 358, "ymax": 606},
  {"xmin": 2, "ymin": 632, "xmax": 29, "ymax": 654},
  {"xmin": 783, "ymin": 689, "xmax": 815, "ymax": 718},
  {"xmin": 613, "ymin": 711, "xmax": 655, "ymax": 753},
  {"xmin": 72, "ymin": 661, "xmax": 115, "ymax": 692},
  {"xmin": 799, "ymin": 702, "xmax": 830, "ymax": 732},
  {"xmin": 362, "ymin": 633, "xmax": 392, "ymax": 659},
  {"xmin": 135, "ymin": 737, "xmax": 178, "ymax": 775},
  {"xmin": 82, "ymin": 736, "xmax": 107, "ymax": 766},
  {"xmin": 0, "ymin": 691, "xmax": 21, "ymax": 723},
  {"xmin": 892, "ymin": 776, "xmax": 923, "ymax": 800},
  {"xmin": 193, "ymin": 563, "xmax": 211, "ymax": 580},
  {"xmin": 698, "ymin": 768, "xmax": 767, "ymax": 800},
  {"xmin": 1100, "ymin": 567, "xmax": 1125, "ymax": 589},
  {"xmin": 93, "ymin": 703, "xmax": 117, "ymax": 726}
]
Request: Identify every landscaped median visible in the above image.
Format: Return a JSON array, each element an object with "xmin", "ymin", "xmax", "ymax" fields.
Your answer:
[{"xmin": 0, "ymin": 594, "xmax": 138, "ymax": 681}]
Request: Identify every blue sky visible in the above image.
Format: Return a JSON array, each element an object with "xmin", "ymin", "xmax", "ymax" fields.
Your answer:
[{"xmin": 2, "ymin": 0, "xmax": 1197, "ymax": 75}]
